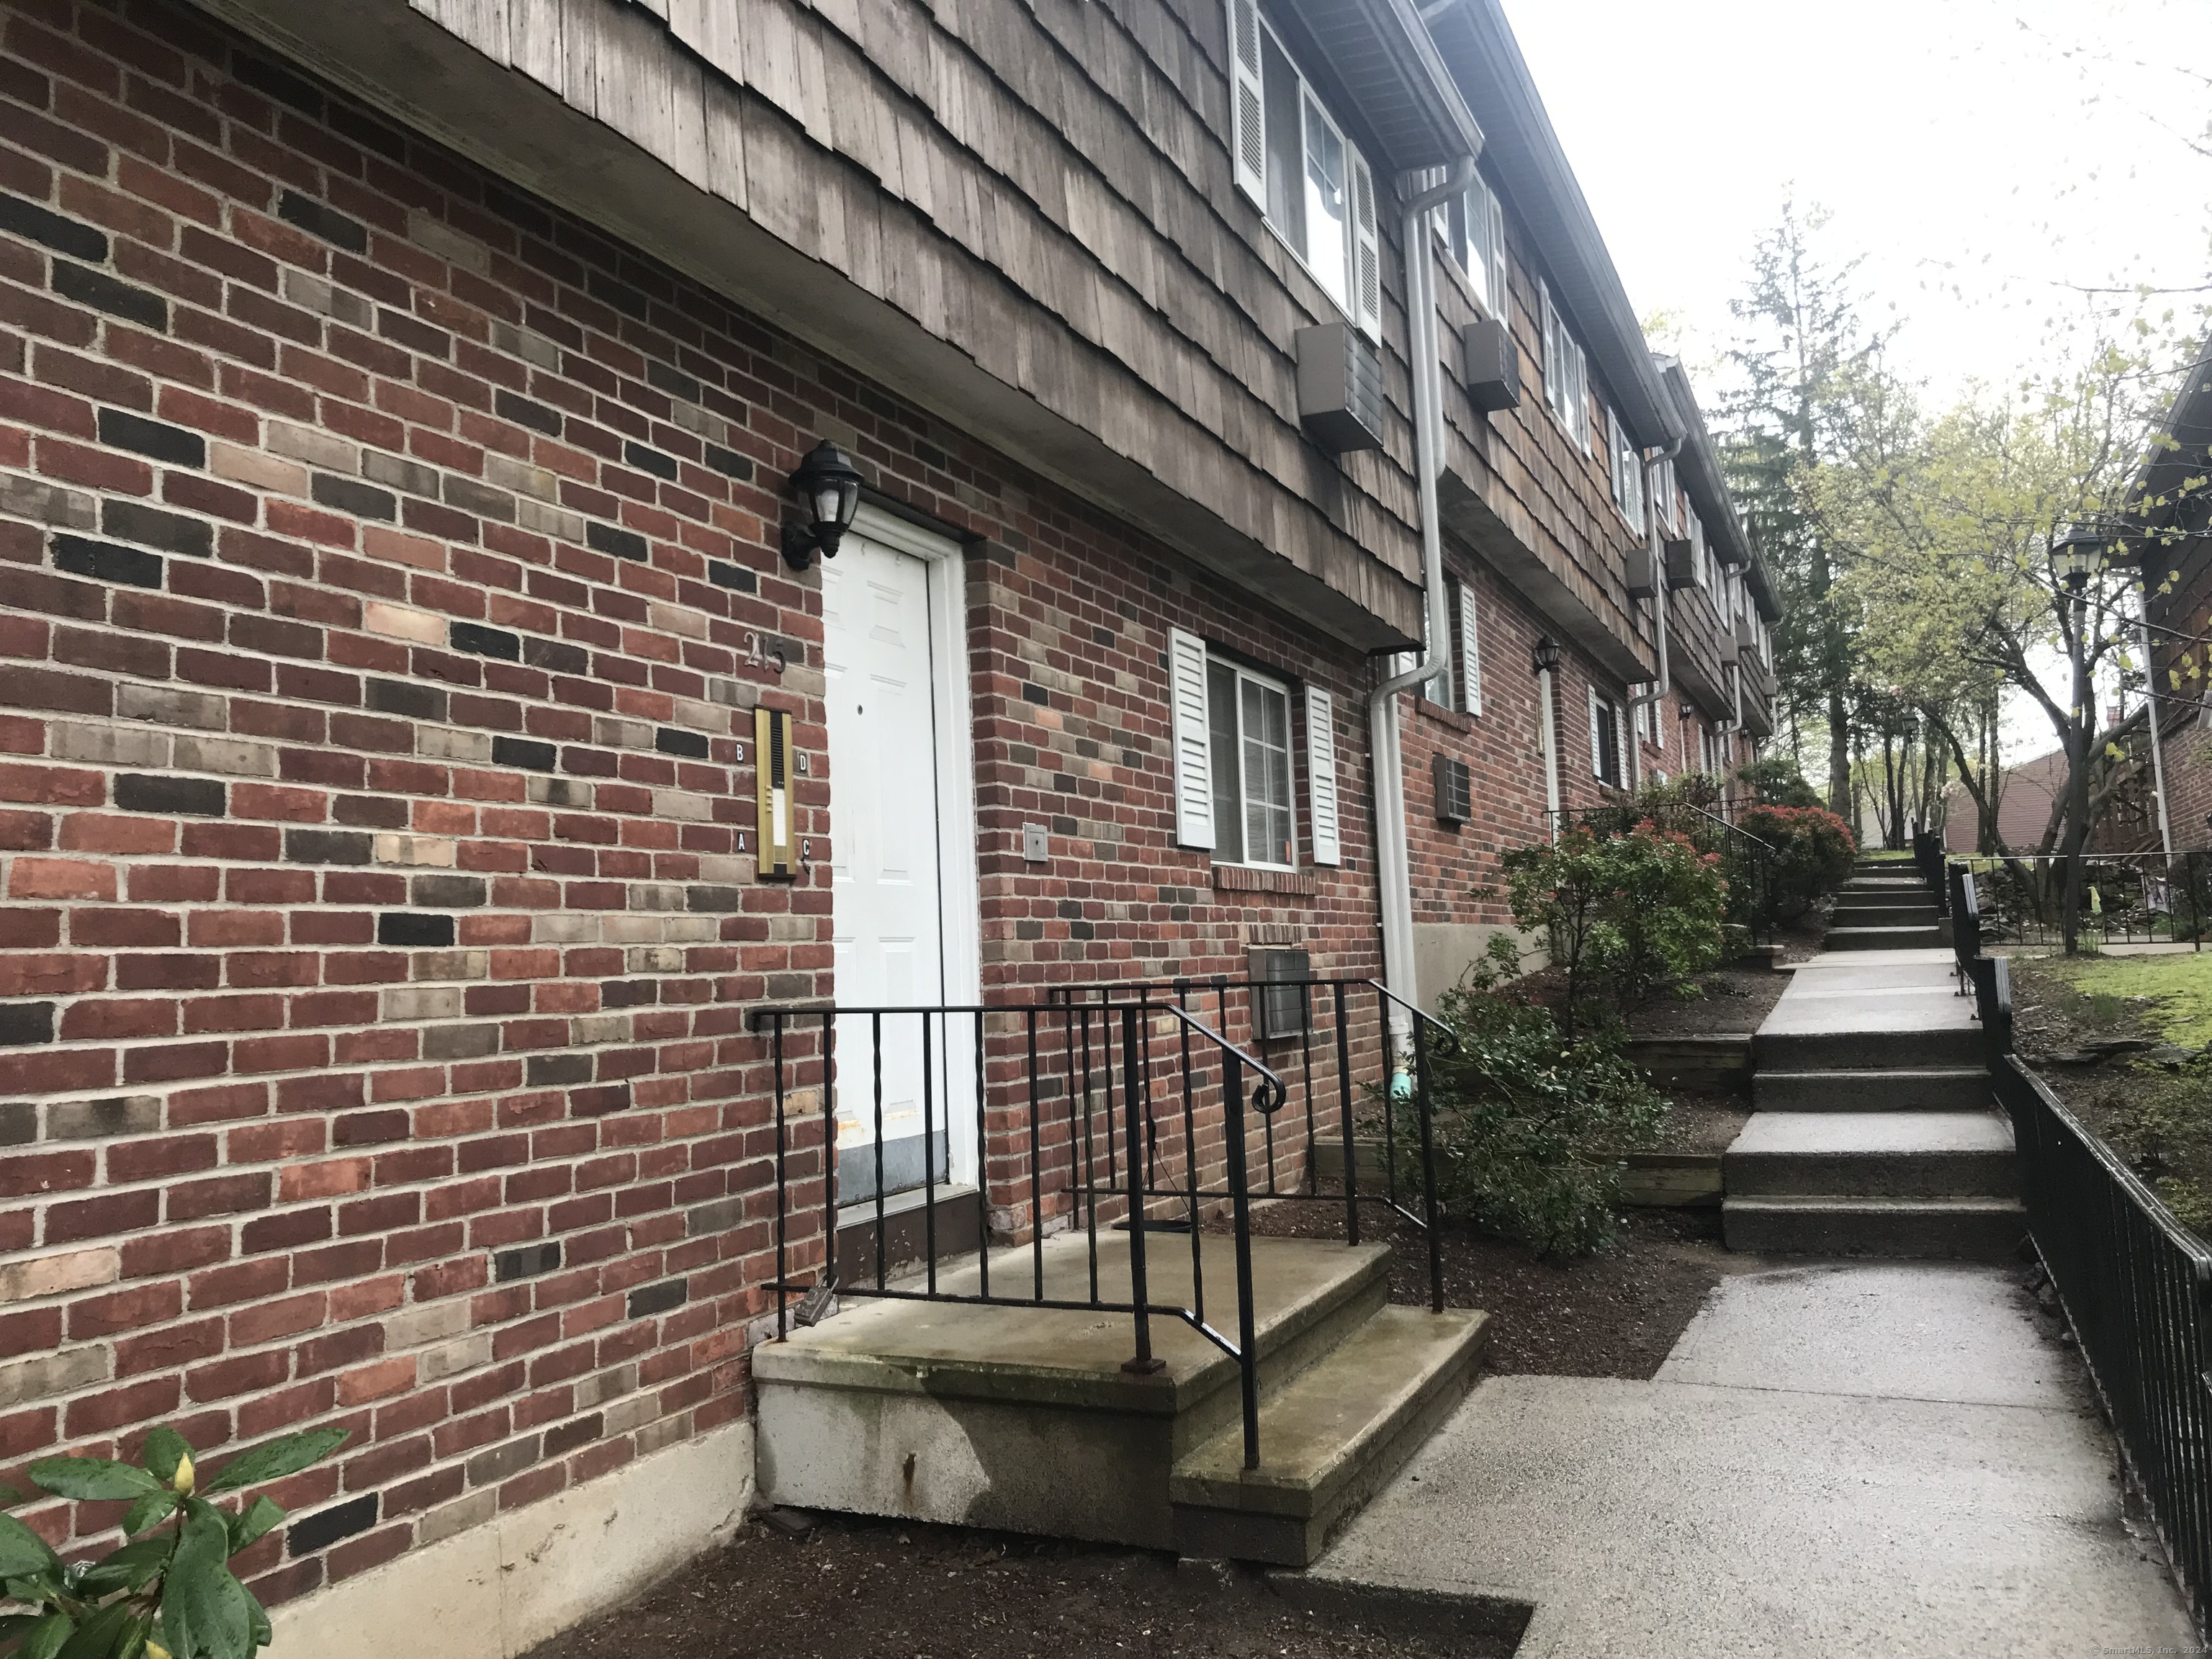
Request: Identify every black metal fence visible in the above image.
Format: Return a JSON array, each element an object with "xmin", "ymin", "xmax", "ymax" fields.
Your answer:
[
  {"xmin": 746, "ymin": 977, "xmax": 1449, "ymax": 1470},
  {"xmin": 1952, "ymin": 889, "xmax": 2212, "ymax": 1636},
  {"xmin": 1547, "ymin": 799, "xmax": 1779, "ymax": 948},
  {"xmin": 1946, "ymin": 850, "xmax": 2212, "ymax": 951}
]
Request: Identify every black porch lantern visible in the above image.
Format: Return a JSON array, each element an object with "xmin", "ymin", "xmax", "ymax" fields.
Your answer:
[
  {"xmin": 779, "ymin": 440, "xmax": 865, "ymax": 570},
  {"xmin": 1532, "ymin": 636, "xmax": 1562, "ymax": 676},
  {"xmin": 2049, "ymin": 524, "xmax": 2108, "ymax": 593}
]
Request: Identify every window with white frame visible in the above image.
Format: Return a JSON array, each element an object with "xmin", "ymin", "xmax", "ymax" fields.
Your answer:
[
  {"xmin": 1226, "ymin": 1, "xmax": 1380, "ymax": 338},
  {"xmin": 1539, "ymin": 280, "xmax": 1591, "ymax": 453},
  {"xmin": 1168, "ymin": 627, "xmax": 1340, "ymax": 870},
  {"xmin": 1609, "ymin": 408, "xmax": 1644, "ymax": 529},
  {"xmin": 1587, "ymin": 686, "xmax": 1624, "ymax": 787},
  {"xmin": 1687, "ymin": 510, "xmax": 1709, "ymax": 588},
  {"xmin": 1652, "ymin": 456, "xmax": 1678, "ymax": 534},
  {"xmin": 1438, "ymin": 169, "xmax": 1509, "ymax": 320}
]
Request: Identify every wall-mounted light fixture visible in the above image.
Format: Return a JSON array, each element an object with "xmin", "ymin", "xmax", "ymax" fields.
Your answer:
[{"xmin": 778, "ymin": 440, "xmax": 866, "ymax": 570}]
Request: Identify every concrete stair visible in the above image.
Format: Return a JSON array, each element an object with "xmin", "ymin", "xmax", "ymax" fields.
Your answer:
[
  {"xmin": 1825, "ymin": 866, "xmax": 1946, "ymax": 950},
  {"xmin": 752, "ymin": 1228, "xmax": 1486, "ymax": 1565},
  {"xmin": 1727, "ymin": 952, "xmax": 2026, "ymax": 1262}
]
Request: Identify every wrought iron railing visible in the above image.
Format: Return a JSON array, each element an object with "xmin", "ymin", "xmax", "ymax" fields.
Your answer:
[
  {"xmin": 1954, "ymin": 914, "xmax": 2212, "ymax": 1636},
  {"xmin": 1946, "ymin": 850, "xmax": 2212, "ymax": 951},
  {"xmin": 1547, "ymin": 800, "xmax": 1779, "ymax": 947},
  {"xmin": 746, "ymin": 977, "xmax": 1449, "ymax": 1470}
]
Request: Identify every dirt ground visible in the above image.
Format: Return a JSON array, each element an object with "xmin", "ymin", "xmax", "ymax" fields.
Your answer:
[
  {"xmin": 523, "ymin": 1513, "xmax": 1523, "ymax": 1659},
  {"xmin": 2009, "ymin": 953, "xmax": 2212, "ymax": 1235}
]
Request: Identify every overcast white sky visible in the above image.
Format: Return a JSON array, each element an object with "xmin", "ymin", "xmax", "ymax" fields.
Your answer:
[{"xmin": 1501, "ymin": 0, "xmax": 2212, "ymax": 399}]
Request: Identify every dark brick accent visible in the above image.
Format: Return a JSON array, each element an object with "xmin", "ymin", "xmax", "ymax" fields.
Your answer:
[
  {"xmin": 115, "ymin": 775, "xmax": 225, "ymax": 816},
  {"xmin": 525, "ymin": 1053, "xmax": 591, "ymax": 1087},
  {"xmin": 367, "ymin": 679, "xmax": 445, "ymax": 720},
  {"xmin": 96, "ymin": 410, "xmax": 204, "ymax": 468},
  {"xmin": 53, "ymin": 536, "xmax": 163, "ymax": 590},
  {"xmin": 570, "ymin": 1084, "xmax": 631, "ymax": 1117},
  {"xmin": 233, "ymin": 52, "xmax": 325, "ymax": 118},
  {"xmin": 703, "ymin": 444, "xmax": 754, "ymax": 481},
  {"xmin": 654, "ymin": 728, "xmax": 709, "ymax": 760},
  {"xmin": 310, "ymin": 474, "xmax": 396, "ymax": 521},
  {"xmin": 449, "ymin": 622, "xmax": 519, "ymax": 660},
  {"xmin": 283, "ymin": 829, "xmax": 372, "ymax": 865},
  {"xmin": 541, "ymin": 1412, "xmax": 603, "ymax": 1460},
  {"xmin": 585, "ymin": 523, "xmax": 647, "ymax": 562},
  {"xmin": 0, "ymin": 1004, "xmax": 57, "ymax": 1046},
  {"xmin": 622, "ymin": 442, "xmax": 678, "ymax": 481},
  {"xmin": 408, "ymin": 875, "xmax": 485, "ymax": 908},
  {"xmin": 482, "ymin": 185, "xmax": 554, "ymax": 239},
  {"xmin": 0, "ymin": 193, "xmax": 107, "ymax": 261},
  {"xmin": 334, "ymin": 793, "xmax": 409, "ymax": 829},
  {"xmin": 625, "ymin": 1277, "xmax": 687, "ymax": 1319},
  {"xmin": 286, "ymin": 1493, "xmax": 376, "ymax": 1557},
  {"xmin": 54, "ymin": 264, "xmax": 166, "ymax": 331},
  {"xmin": 685, "ymin": 886, "xmax": 745, "ymax": 912},
  {"xmin": 645, "ymin": 361, "xmax": 701, "ymax": 402},
  {"xmin": 377, "ymin": 912, "xmax": 454, "ymax": 948},
  {"xmin": 442, "ymin": 477, "xmax": 513, "ymax": 522},
  {"xmin": 491, "ymin": 736, "xmax": 556, "ymax": 772},
  {"xmin": 585, "ymin": 269, "xmax": 649, "ymax": 320},
  {"xmin": 493, "ymin": 390, "xmax": 561, "ymax": 436},
  {"xmin": 706, "ymin": 560, "xmax": 756, "ymax": 593},
  {"xmin": 275, "ymin": 189, "xmax": 368, "ymax": 253},
  {"xmin": 1022, "ymin": 683, "xmax": 1050, "ymax": 706},
  {"xmin": 102, "ymin": 501, "xmax": 212, "ymax": 559},
  {"xmin": 0, "ymin": 1102, "xmax": 34, "ymax": 1146},
  {"xmin": 493, "ymin": 1241, "xmax": 560, "ymax": 1282},
  {"xmin": 599, "ymin": 980, "xmax": 657, "ymax": 1009}
]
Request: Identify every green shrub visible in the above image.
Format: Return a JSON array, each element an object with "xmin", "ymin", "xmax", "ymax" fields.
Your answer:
[
  {"xmin": 1499, "ymin": 824, "xmax": 1727, "ymax": 1033},
  {"xmin": 1735, "ymin": 757, "xmax": 1825, "ymax": 809},
  {"xmin": 0, "ymin": 1424, "xmax": 346, "ymax": 1659},
  {"xmin": 1400, "ymin": 969, "xmax": 1667, "ymax": 1257},
  {"xmin": 1736, "ymin": 803, "xmax": 1857, "ymax": 921}
]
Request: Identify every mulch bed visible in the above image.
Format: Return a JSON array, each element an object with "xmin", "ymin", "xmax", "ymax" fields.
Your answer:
[{"xmin": 523, "ymin": 1512, "xmax": 1521, "ymax": 1659}]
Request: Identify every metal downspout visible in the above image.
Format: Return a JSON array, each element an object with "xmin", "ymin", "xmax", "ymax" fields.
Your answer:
[
  {"xmin": 1626, "ymin": 439, "xmax": 1682, "ymax": 789},
  {"xmin": 1370, "ymin": 158, "xmax": 1478, "ymax": 1028}
]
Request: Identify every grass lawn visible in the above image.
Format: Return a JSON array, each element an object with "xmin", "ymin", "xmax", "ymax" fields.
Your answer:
[{"xmin": 2026, "ymin": 950, "xmax": 2212, "ymax": 1048}]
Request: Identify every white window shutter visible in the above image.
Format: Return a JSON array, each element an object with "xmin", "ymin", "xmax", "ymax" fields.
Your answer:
[
  {"xmin": 1305, "ymin": 685, "xmax": 1341, "ymax": 866},
  {"xmin": 1457, "ymin": 581, "xmax": 1483, "ymax": 716},
  {"xmin": 1351, "ymin": 150, "xmax": 1381, "ymax": 341},
  {"xmin": 1614, "ymin": 699, "xmax": 1629, "ymax": 784},
  {"xmin": 1226, "ymin": 0, "xmax": 1265, "ymax": 206},
  {"xmin": 1586, "ymin": 684, "xmax": 1602, "ymax": 780},
  {"xmin": 1539, "ymin": 281, "xmax": 1557, "ymax": 401},
  {"xmin": 1485, "ymin": 186, "xmax": 1507, "ymax": 323},
  {"xmin": 1169, "ymin": 626, "xmax": 1215, "ymax": 849}
]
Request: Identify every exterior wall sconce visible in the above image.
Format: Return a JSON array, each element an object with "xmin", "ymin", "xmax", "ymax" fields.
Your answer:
[
  {"xmin": 1532, "ymin": 636, "xmax": 1561, "ymax": 676},
  {"xmin": 779, "ymin": 440, "xmax": 866, "ymax": 570}
]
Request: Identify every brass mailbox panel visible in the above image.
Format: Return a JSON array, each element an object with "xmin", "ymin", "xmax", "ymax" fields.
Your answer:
[{"xmin": 755, "ymin": 706, "xmax": 796, "ymax": 880}]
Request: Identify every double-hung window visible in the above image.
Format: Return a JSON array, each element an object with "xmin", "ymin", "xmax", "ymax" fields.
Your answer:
[
  {"xmin": 1438, "ymin": 170, "xmax": 1509, "ymax": 320},
  {"xmin": 1227, "ymin": 1, "xmax": 1380, "ymax": 338},
  {"xmin": 1651, "ymin": 457, "xmax": 1678, "ymax": 535},
  {"xmin": 1587, "ymin": 687, "xmax": 1625, "ymax": 787},
  {"xmin": 1608, "ymin": 408, "xmax": 1644, "ymax": 529},
  {"xmin": 1168, "ymin": 627, "xmax": 1341, "ymax": 869},
  {"xmin": 1687, "ymin": 511, "xmax": 1710, "ymax": 588},
  {"xmin": 1539, "ymin": 280, "xmax": 1591, "ymax": 453}
]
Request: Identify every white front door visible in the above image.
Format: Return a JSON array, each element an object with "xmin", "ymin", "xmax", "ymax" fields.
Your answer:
[{"xmin": 822, "ymin": 521, "xmax": 976, "ymax": 1202}]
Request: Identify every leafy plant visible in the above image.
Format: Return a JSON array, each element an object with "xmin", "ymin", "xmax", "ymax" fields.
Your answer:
[
  {"xmin": 0, "ymin": 1425, "xmax": 346, "ymax": 1659},
  {"xmin": 1399, "ymin": 973, "xmax": 1667, "ymax": 1257},
  {"xmin": 1735, "ymin": 802, "xmax": 1856, "ymax": 921},
  {"xmin": 1735, "ymin": 757, "xmax": 1824, "ymax": 809},
  {"xmin": 1498, "ymin": 824, "xmax": 1727, "ymax": 1033}
]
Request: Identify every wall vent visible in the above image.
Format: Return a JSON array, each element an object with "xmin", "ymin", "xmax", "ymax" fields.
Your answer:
[{"xmin": 1433, "ymin": 753, "xmax": 1472, "ymax": 825}]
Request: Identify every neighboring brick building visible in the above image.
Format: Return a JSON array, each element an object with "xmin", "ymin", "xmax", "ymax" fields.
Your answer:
[
  {"xmin": 2136, "ymin": 349, "xmax": 2212, "ymax": 851},
  {"xmin": 0, "ymin": 0, "xmax": 1766, "ymax": 1649}
]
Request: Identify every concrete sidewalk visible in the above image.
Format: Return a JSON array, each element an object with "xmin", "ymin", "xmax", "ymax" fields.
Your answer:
[{"xmin": 1311, "ymin": 1261, "xmax": 2200, "ymax": 1657}]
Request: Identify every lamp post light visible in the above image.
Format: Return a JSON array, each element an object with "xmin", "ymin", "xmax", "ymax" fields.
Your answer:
[
  {"xmin": 778, "ymin": 440, "xmax": 866, "ymax": 570},
  {"xmin": 1533, "ymin": 637, "xmax": 1562, "ymax": 840}
]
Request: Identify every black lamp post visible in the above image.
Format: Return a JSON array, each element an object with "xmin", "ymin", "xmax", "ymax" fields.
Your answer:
[
  {"xmin": 2050, "ymin": 524, "xmax": 2108, "ymax": 594},
  {"xmin": 779, "ymin": 441, "xmax": 866, "ymax": 570}
]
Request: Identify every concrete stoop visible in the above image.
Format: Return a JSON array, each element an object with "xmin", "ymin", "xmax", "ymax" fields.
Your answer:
[
  {"xmin": 751, "ymin": 1229, "xmax": 1486, "ymax": 1565},
  {"xmin": 1725, "ymin": 1195, "xmax": 2026, "ymax": 1259},
  {"xmin": 1752, "ymin": 1067, "xmax": 1992, "ymax": 1112}
]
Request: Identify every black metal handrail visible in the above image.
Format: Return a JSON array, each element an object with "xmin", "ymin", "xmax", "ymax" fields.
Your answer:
[
  {"xmin": 1955, "ymin": 904, "xmax": 2212, "ymax": 1635},
  {"xmin": 746, "ymin": 988, "xmax": 1364, "ymax": 1470},
  {"xmin": 1946, "ymin": 850, "xmax": 2212, "ymax": 952}
]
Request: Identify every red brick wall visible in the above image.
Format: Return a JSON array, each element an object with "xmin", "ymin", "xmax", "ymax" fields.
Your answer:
[{"xmin": 0, "ymin": 0, "xmax": 1380, "ymax": 1606}]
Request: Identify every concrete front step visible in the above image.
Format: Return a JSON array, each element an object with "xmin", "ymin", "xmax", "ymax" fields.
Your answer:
[
  {"xmin": 1723, "ymin": 1195, "xmax": 2026, "ymax": 1260},
  {"xmin": 1170, "ymin": 1305, "xmax": 1488, "ymax": 1565},
  {"xmin": 1757, "ymin": 1024, "xmax": 1984, "ymax": 1072},
  {"xmin": 1828, "ymin": 904, "xmax": 1942, "ymax": 927},
  {"xmin": 1753, "ymin": 1067, "xmax": 1991, "ymax": 1112},
  {"xmin": 1825, "ymin": 925, "xmax": 1946, "ymax": 950},
  {"xmin": 752, "ymin": 1231, "xmax": 1476, "ymax": 1559},
  {"xmin": 1724, "ymin": 1111, "xmax": 2015, "ymax": 1199}
]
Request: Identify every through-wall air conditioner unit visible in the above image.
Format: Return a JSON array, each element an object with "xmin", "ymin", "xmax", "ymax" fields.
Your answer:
[
  {"xmin": 1296, "ymin": 321, "xmax": 1385, "ymax": 454},
  {"xmin": 1462, "ymin": 318, "xmax": 1521, "ymax": 413},
  {"xmin": 1625, "ymin": 547, "xmax": 1657, "ymax": 599},
  {"xmin": 1663, "ymin": 537, "xmax": 1696, "ymax": 590},
  {"xmin": 1433, "ymin": 753, "xmax": 1473, "ymax": 825}
]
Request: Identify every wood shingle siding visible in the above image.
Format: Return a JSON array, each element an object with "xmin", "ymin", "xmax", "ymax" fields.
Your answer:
[{"xmin": 187, "ymin": 0, "xmax": 1441, "ymax": 646}]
